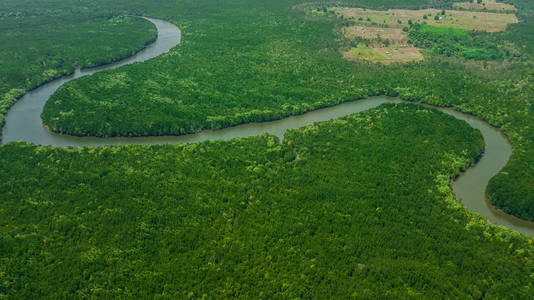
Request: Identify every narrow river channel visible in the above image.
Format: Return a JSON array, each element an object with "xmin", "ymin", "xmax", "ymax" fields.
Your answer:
[{"xmin": 2, "ymin": 17, "xmax": 533, "ymax": 236}]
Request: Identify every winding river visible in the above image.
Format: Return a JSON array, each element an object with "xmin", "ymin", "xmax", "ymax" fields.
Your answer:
[{"xmin": 2, "ymin": 17, "xmax": 533, "ymax": 236}]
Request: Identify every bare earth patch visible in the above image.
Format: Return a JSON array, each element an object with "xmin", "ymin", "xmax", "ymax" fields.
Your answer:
[
  {"xmin": 329, "ymin": 7, "xmax": 517, "ymax": 64},
  {"xmin": 453, "ymin": 0, "xmax": 517, "ymax": 12},
  {"xmin": 342, "ymin": 45, "xmax": 423, "ymax": 64},
  {"xmin": 332, "ymin": 7, "xmax": 518, "ymax": 32},
  {"xmin": 343, "ymin": 26, "xmax": 408, "ymax": 45}
]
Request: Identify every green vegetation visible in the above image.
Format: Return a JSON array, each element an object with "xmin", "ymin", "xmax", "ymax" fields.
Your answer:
[
  {"xmin": 1, "ymin": 0, "xmax": 534, "ymax": 296},
  {"xmin": 0, "ymin": 0, "xmax": 533, "ymax": 221},
  {"xmin": 3, "ymin": 104, "xmax": 533, "ymax": 298},
  {"xmin": 330, "ymin": 5, "xmax": 517, "ymax": 64},
  {"xmin": 408, "ymin": 23, "xmax": 511, "ymax": 60},
  {"xmin": 418, "ymin": 23, "xmax": 470, "ymax": 37},
  {"xmin": 0, "ymin": 14, "xmax": 157, "ymax": 136},
  {"xmin": 34, "ymin": 0, "xmax": 534, "ymax": 222},
  {"xmin": 346, "ymin": 44, "xmax": 387, "ymax": 61}
]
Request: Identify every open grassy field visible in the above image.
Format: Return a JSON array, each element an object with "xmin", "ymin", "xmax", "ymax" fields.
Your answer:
[
  {"xmin": 342, "ymin": 44, "xmax": 423, "ymax": 64},
  {"xmin": 453, "ymin": 0, "xmax": 517, "ymax": 12},
  {"xmin": 330, "ymin": 7, "xmax": 517, "ymax": 63},
  {"xmin": 343, "ymin": 26, "xmax": 409, "ymax": 45},
  {"xmin": 332, "ymin": 7, "xmax": 518, "ymax": 32}
]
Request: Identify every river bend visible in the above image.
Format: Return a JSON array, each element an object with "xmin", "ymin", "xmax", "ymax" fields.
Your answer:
[{"xmin": 2, "ymin": 17, "xmax": 532, "ymax": 236}]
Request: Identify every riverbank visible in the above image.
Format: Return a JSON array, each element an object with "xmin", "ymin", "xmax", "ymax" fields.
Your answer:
[
  {"xmin": 2, "ymin": 17, "xmax": 532, "ymax": 236},
  {"xmin": 0, "ymin": 15, "xmax": 158, "ymax": 142}
]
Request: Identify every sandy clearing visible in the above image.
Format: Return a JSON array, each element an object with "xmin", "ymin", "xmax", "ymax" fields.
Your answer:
[
  {"xmin": 332, "ymin": 7, "xmax": 518, "ymax": 32},
  {"xmin": 453, "ymin": 0, "xmax": 517, "ymax": 12}
]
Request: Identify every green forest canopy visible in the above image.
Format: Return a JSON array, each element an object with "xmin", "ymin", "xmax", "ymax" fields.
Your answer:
[
  {"xmin": 1, "ymin": 0, "xmax": 534, "ymax": 297},
  {"xmin": 2, "ymin": 104, "xmax": 533, "ymax": 298},
  {"xmin": 0, "ymin": 15, "xmax": 156, "ymax": 134},
  {"xmin": 34, "ymin": 0, "xmax": 534, "ymax": 220}
]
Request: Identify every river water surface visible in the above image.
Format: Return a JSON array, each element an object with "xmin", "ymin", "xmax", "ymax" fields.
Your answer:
[{"xmin": 2, "ymin": 17, "xmax": 533, "ymax": 236}]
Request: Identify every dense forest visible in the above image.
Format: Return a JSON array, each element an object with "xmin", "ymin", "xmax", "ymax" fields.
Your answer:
[
  {"xmin": 0, "ymin": 14, "xmax": 157, "ymax": 137},
  {"xmin": 1, "ymin": 0, "xmax": 534, "ymax": 297},
  {"xmin": 3, "ymin": 104, "xmax": 534, "ymax": 298},
  {"xmin": 33, "ymin": 0, "xmax": 534, "ymax": 220}
]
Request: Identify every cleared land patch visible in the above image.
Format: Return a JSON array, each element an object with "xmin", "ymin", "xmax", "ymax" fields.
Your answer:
[
  {"xmin": 343, "ymin": 25, "xmax": 408, "ymax": 45},
  {"xmin": 453, "ymin": 0, "xmax": 517, "ymax": 12},
  {"xmin": 330, "ymin": 7, "xmax": 518, "ymax": 63},
  {"xmin": 342, "ymin": 44, "xmax": 423, "ymax": 64},
  {"xmin": 332, "ymin": 7, "xmax": 518, "ymax": 32}
]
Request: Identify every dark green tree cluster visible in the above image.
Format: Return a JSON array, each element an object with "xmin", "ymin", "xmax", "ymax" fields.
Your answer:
[
  {"xmin": 0, "ymin": 14, "xmax": 157, "ymax": 135},
  {"xmin": 35, "ymin": 0, "xmax": 534, "ymax": 221},
  {"xmin": 2, "ymin": 104, "xmax": 533, "ymax": 298},
  {"xmin": 0, "ymin": 1, "xmax": 534, "ymax": 297},
  {"xmin": 407, "ymin": 23, "xmax": 512, "ymax": 60}
]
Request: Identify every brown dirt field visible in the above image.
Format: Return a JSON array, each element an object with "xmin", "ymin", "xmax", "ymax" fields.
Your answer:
[
  {"xmin": 342, "ymin": 45, "xmax": 423, "ymax": 64},
  {"xmin": 453, "ymin": 0, "xmax": 517, "ymax": 12},
  {"xmin": 342, "ymin": 26, "xmax": 408, "ymax": 45},
  {"xmin": 372, "ymin": 47, "xmax": 423, "ymax": 64},
  {"xmin": 332, "ymin": 7, "xmax": 518, "ymax": 32},
  {"xmin": 329, "ymin": 6, "xmax": 517, "ymax": 64}
]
